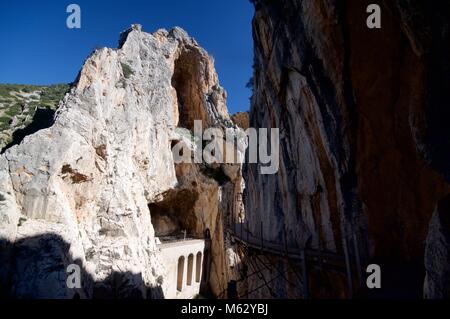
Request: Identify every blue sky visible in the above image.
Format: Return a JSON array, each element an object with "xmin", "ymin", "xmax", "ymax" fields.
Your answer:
[{"xmin": 0, "ymin": 1, "xmax": 254, "ymax": 114}]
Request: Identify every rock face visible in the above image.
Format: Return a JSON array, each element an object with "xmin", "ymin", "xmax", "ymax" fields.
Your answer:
[
  {"xmin": 0, "ymin": 25, "xmax": 242, "ymax": 298},
  {"xmin": 231, "ymin": 112, "xmax": 249, "ymax": 130},
  {"xmin": 244, "ymin": 0, "xmax": 450, "ymax": 298},
  {"xmin": 424, "ymin": 195, "xmax": 450, "ymax": 298}
]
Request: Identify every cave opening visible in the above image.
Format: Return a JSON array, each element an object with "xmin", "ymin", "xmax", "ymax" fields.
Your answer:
[
  {"xmin": 171, "ymin": 46, "xmax": 207, "ymax": 131},
  {"xmin": 149, "ymin": 189, "xmax": 200, "ymax": 242}
]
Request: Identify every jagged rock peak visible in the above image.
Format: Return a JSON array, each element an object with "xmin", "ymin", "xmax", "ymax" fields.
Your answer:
[
  {"xmin": 119, "ymin": 24, "xmax": 196, "ymax": 48},
  {"xmin": 118, "ymin": 23, "xmax": 142, "ymax": 47},
  {"xmin": 72, "ymin": 24, "xmax": 230, "ymax": 129}
]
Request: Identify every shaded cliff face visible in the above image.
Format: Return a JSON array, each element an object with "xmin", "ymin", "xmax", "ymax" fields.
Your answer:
[
  {"xmin": 244, "ymin": 0, "xmax": 450, "ymax": 298},
  {"xmin": 0, "ymin": 25, "xmax": 242, "ymax": 298}
]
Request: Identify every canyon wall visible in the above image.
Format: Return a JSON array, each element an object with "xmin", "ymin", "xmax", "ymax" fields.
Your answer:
[
  {"xmin": 0, "ymin": 25, "xmax": 241, "ymax": 298},
  {"xmin": 244, "ymin": 0, "xmax": 450, "ymax": 298}
]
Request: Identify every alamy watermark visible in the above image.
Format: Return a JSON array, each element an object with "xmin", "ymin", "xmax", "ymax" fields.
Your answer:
[
  {"xmin": 366, "ymin": 264, "xmax": 381, "ymax": 289},
  {"xmin": 66, "ymin": 4, "xmax": 81, "ymax": 29},
  {"xmin": 66, "ymin": 264, "xmax": 81, "ymax": 289},
  {"xmin": 367, "ymin": 4, "xmax": 381, "ymax": 29},
  {"xmin": 171, "ymin": 120, "xmax": 280, "ymax": 175}
]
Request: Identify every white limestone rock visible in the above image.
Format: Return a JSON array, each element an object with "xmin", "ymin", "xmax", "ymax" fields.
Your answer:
[{"xmin": 0, "ymin": 25, "xmax": 233, "ymax": 298}]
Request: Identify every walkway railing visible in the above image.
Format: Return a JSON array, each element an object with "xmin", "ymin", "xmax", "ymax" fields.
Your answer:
[
  {"xmin": 226, "ymin": 221, "xmax": 365, "ymax": 298},
  {"xmin": 229, "ymin": 223, "xmax": 347, "ymax": 268},
  {"xmin": 226, "ymin": 192, "xmax": 366, "ymax": 298}
]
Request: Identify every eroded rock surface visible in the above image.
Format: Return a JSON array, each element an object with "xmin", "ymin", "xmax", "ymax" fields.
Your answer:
[
  {"xmin": 244, "ymin": 0, "xmax": 450, "ymax": 298},
  {"xmin": 0, "ymin": 25, "xmax": 242, "ymax": 298}
]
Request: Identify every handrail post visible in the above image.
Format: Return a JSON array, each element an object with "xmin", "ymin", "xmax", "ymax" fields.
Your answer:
[
  {"xmin": 318, "ymin": 237, "xmax": 323, "ymax": 269},
  {"xmin": 260, "ymin": 221, "xmax": 263, "ymax": 250},
  {"xmin": 342, "ymin": 236, "xmax": 354, "ymax": 298},
  {"xmin": 231, "ymin": 213, "xmax": 236, "ymax": 234},
  {"xmin": 353, "ymin": 230, "xmax": 363, "ymax": 286},
  {"xmin": 301, "ymin": 249, "xmax": 309, "ymax": 299},
  {"xmin": 246, "ymin": 220, "xmax": 249, "ymax": 242},
  {"xmin": 283, "ymin": 228, "xmax": 288, "ymax": 256}
]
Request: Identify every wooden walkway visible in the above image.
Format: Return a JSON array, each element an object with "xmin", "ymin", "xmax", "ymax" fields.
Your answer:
[
  {"xmin": 226, "ymin": 222, "xmax": 364, "ymax": 298},
  {"xmin": 229, "ymin": 223, "xmax": 347, "ymax": 271},
  {"xmin": 227, "ymin": 193, "xmax": 365, "ymax": 298}
]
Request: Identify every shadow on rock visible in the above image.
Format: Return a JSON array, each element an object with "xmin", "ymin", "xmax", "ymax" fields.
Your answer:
[
  {"xmin": 1, "ymin": 107, "xmax": 55, "ymax": 154},
  {"xmin": 0, "ymin": 234, "xmax": 164, "ymax": 299}
]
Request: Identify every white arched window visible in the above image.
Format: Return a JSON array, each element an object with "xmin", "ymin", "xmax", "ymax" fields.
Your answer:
[
  {"xmin": 187, "ymin": 254, "xmax": 194, "ymax": 286},
  {"xmin": 177, "ymin": 256, "xmax": 185, "ymax": 291},
  {"xmin": 196, "ymin": 252, "xmax": 202, "ymax": 283}
]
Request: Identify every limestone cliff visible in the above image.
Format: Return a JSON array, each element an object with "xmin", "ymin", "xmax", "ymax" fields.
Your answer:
[
  {"xmin": 243, "ymin": 0, "xmax": 450, "ymax": 298},
  {"xmin": 0, "ymin": 25, "xmax": 242, "ymax": 298}
]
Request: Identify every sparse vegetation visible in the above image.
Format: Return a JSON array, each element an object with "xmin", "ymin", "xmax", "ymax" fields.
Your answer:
[
  {"xmin": 0, "ymin": 116, "xmax": 12, "ymax": 131},
  {"xmin": 245, "ymin": 76, "xmax": 254, "ymax": 90},
  {"xmin": 175, "ymin": 127, "xmax": 199, "ymax": 143},
  {"xmin": 39, "ymin": 84, "xmax": 70, "ymax": 108},
  {"xmin": 121, "ymin": 62, "xmax": 134, "ymax": 79},
  {"xmin": 0, "ymin": 83, "xmax": 70, "ymax": 147},
  {"xmin": 216, "ymin": 115, "xmax": 234, "ymax": 128},
  {"xmin": 17, "ymin": 217, "xmax": 27, "ymax": 227}
]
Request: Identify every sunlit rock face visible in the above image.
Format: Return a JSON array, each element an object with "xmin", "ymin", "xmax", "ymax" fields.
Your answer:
[
  {"xmin": 244, "ymin": 0, "xmax": 450, "ymax": 298},
  {"xmin": 0, "ymin": 25, "xmax": 242, "ymax": 299}
]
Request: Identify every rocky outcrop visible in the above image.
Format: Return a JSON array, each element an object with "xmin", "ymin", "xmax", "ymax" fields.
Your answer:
[
  {"xmin": 244, "ymin": 0, "xmax": 450, "ymax": 298},
  {"xmin": 231, "ymin": 112, "xmax": 249, "ymax": 130},
  {"xmin": 424, "ymin": 195, "xmax": 450, "ymax": 298},
  {"xmin": 0, "ymin": 25, "xmax": 242, "ymax": 298}
]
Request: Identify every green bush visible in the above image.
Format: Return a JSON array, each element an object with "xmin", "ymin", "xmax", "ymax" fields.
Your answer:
[
  {"xmin": 121, "ymin": 62, "xmax": 134, "ymax": 79},
  {"xmin": 0, "ymin": 116, "xmax": 12, "ymax": 130},
  {"xmin": 0, "ymin": 83, "xmax": 70, "ymax": 138},
  {"xmin": 4, "ymin": 103, "xmax": 22, "ymax": 117},
  {"xmin": 17, "ymin": 217, "xmax": 27, "ymax": 227}
]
